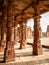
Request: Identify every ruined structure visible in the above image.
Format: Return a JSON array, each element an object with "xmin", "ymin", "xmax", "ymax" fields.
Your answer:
[{"xmin": 0, "ymin": 0, "xmax": 49, "ymax": 62}]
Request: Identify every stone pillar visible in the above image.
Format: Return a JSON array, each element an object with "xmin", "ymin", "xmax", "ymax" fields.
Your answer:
[
  {"xmin": 46, "ymin": 25, "xmax": 49, "ymax": 37},
  {"xmin": 39, "ymin": 27, "xmax": 43, "ymax": 38},
  {"xmin": 1, "ymin": 24, "xmax": 6, "ymax": 48},
  {"xmin": 0, "ymin": 18, "xmax": 1, "ymax": 44},
  {"xmin": 0, "ymin": 0, "xmax": 8, "ymax": 48},
  {"xmin": 17, "ymin": 26, "xmax": 20, "ymax": 42},
  {"xmin": 14, "ymin": 17, "xmax": 20, "ymax": 43},
  {"xmin": 4, "ymin": 1, "xmax": 15, "ymax": 62},
  {"xmin": 4, "ymin": 15, "xmax": 15, "ymax": 62},
  {"xmin": 14, "ymin": 25, "xmax": 20, "ymax": 43},
  {"xmin": 33, "ymin": 4, "xmax": 42, "ymax": 55},
  {"xmin": 20, "ymin": 20, "xmax": 26, "ymax": 49},
  {"xmin": 14, "ymin": 26, "xmax": 17, "ymax": 42}
]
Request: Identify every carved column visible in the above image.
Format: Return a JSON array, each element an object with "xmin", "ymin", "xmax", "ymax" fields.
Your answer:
[
  {"xmin": 14, "ymin": 17, "xmax": 20, "ymax": 43},
  {"xmin": 39, "ymin": 27, "xmax": 43, "ymax": 38},
  {"xmin": 4, "ymin": 15, "xmax": 15, "ymax": 62},
  {"xmin": 46, "ymin": 25, "xmax": 49, "ymax": 37},
  {"xmin": 4, "ymin": 2, "xmax": 15, "ymax": 62},
  {"xmin": 20, "ymin": 20, "xmax": 26, "ymax": 49},
  {"xmin": 33, "ymin": 4, "xmax": 42, "ymax": 55},
  {"xmin": 17, "ymin": 26, "xmax": 20, "ymax": 42},
  {"xmin": 14, "ymin": 26, "xmax": 17, "ymax": 42},
  {"xmin": 14, "ymin": 26, "xmax": 19, "ymax": 43},
  {"xmin": 1, "ymin": 0, "xmax": 8, "ymax": 48}
]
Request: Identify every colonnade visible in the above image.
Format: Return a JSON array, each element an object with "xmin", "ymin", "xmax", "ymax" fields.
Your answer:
[{"xmin": 0, "ymin": 0, "xmax": 42, "ymax": 62}]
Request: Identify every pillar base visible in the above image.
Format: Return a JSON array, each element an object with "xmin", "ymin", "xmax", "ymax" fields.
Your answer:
[
  {"xmin": 4, "ymin": 41, "xmax": 15, "ymax": 62},
  {"xmin": 33, "ymin": 43, "xmax": 42, "ymax": 55},
  {"xmin": 4, "ymin": 49, "xmax": 15, "ymax": 62},
  {"xmin": 20, "ymin": 40, "xmax": 26, "ymax": 49}
]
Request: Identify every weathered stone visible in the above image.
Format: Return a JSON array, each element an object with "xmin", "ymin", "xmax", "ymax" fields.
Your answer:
[
  {"xmin": 26, "ymin": 26, "xmax": 33, "ymax": 39},
  {"xmin": 4, "ymin": 0, "xmax": 15, "ymax": 61},
  {"xmin": 1, "ymin": 0, "xmax": 8, "ymax": 48},
  {"xmin": 14, "ymin": 27, "xmax": 17, "ymax": 42},
  {"xmin": 33, "ymin": 4, "xmax": 42, "ymax": 55},
  {"xmin": 20, "ymin": 20, "xmax": 26, "ymax": 49},
  {"xmin": 39, "ymin": 27, "xmax": 43, "ymax": 38},
  {"xmin": 4, "ymin": 41, "xmax": 15, "ymax": 62},
  {"xmin": 16, "ymin": 26, "xmax": 20, "ymax": 42},
  {"xmin": 46, "ymin": 25, "xmax": 49, "ymax": 37},
  {"xmin": 0, "ymin": 0, "xmax": 49, "ymax": 62}
]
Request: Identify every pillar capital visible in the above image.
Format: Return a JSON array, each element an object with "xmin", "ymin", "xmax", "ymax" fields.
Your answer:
[{"xmin": 33, "ymin": 15, "xmax": 41, "ymax": 19}]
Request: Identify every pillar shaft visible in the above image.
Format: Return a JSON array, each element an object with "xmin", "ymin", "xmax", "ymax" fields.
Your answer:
[
  {"xmin": 14, "ymin": 27, "xmax": 17, "ymax": 42},
  {"xmin": 4, "ymin": 2, "xmax": 15, "ymax": 62},
  {"xmin": 1, "ymin": 0, "xmax": 8, "ymax": 47},
  {"xmin": 4, "ymin": 16, "xmax": 15, "ymax": 62},
  {"xmin": 14, "ymin": 19, "xmax": 19, "ymax": 43},
  {"xmin": 46, "ymin": 25, "xmax": 49, "ymax": 37},
  {"xmin": 33, "ymin": 4, "xmax": 42, "ymax": 55},
  {"xmin": 20, "ymin": 20, "xmax": 26, "ymax": 49}
]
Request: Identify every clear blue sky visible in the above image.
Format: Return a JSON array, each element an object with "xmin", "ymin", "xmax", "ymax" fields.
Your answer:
[{"xmin": 27, "ymin": 12, "xmax": 49, "ymax": 32}]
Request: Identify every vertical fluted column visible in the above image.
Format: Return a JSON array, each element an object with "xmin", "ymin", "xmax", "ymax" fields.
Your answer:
[
  {"xmin": 33, "ymin": 4, "xmax": 42, "ymax": 55},
  {"xmin": 20, "ymin": 20, "xmax": 26, "ymax": 49}
]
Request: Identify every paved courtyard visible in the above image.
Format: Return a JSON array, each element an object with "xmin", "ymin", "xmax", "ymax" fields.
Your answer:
[
  {"xmin": 0, "ymin": 48, "xmax": 49, "ymax": 65},
  {"xmin": 0, "ymin": 37, "xmax": 49, "ymax": 65}
]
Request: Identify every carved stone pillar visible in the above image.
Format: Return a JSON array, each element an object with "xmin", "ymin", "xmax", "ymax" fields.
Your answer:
[
  {"xmin": 46, "ymin": 25, "xmax": 49, "ymax": 37},
  {"xmin": 1, "ymin": 24, "xmax": 6, "ymax": 48},
  {"xmin": 39, "ymin": 27, "xmax": 43, "ymax": 38},
  {"xmin": 17, "ymin": 26, "xmax": 20, "ymax": 42},
  {"xmin": 20, "ymin": 20, "xmax": 26, "ymax": 49},
  {"xmin": 14, "ymin": 17, "xmax": 19, "ymax": 43},
  {"xmin": 33, "ymin": 4, "xmax": 42, "ymax": 55},
  {"xmin": 4, "ymin": 1, "xmax": 15, "ymax": 61},
  {"xmin": 1, "ymin": 0, "xmax": 8, "ymax": 48},
  {"xmin": 14, "ymin": 25, "xmax": 20, "ymax": 43},
  {"xmin": 4, "ymin": 15, "xmax": 15, "ymax": 62},
  {"xmin": 14, "ymin": 27, "xmax": 17, "ymax": 42}
]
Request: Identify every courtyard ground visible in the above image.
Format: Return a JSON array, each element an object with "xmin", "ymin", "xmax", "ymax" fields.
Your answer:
[{"xmin": 0, "ymin": 37, "xmax": 49, "ymax": 65}]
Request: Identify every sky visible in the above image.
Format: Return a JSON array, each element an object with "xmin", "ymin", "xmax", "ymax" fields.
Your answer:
[{"xmin": 27, "ymin": 12, "xmax": 49, "ymax": 32}]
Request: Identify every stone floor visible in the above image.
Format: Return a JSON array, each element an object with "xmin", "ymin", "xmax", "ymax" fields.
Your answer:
[
  {"xmin": 0, "ymin": 37, "xmax": 49, "ymax": 65},
  {"xmin": 0, "ymin": 46, "xmax": 49, "ymax": 65},
  {"xmin": 27, "ymin": 37, "xmax": 49, "ymax": 45}
]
